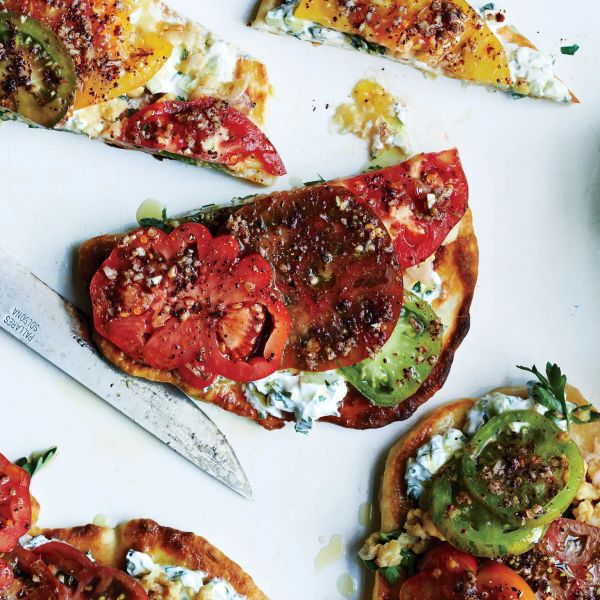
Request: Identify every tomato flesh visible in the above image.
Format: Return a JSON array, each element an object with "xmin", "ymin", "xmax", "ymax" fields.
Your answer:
[
  {"xmin": 341, "ymin": 149, "xmax": 468, "ymax": 267},
  {"xmin": 419, "ymin": 543, "xmax": 478, "ymax": 575},
  {"xmin": 6, "ymin": 546, "xmax": 69, "ymax": 599},
  {"xmin": 91, "ymin": 223, "xmax": 289, "ymax": 386},
  {"xmin": 80, "ymin": 566, "xmax": 149, "ymax": 599},
  {"xmin": 476, "ymin": 564, "xmax": 535, "ymax": 600},
  {"xmin": 227, "ymin": 185, "xmax": 404, "ymax": 371},
  {"xmin": 121, "ymin": 99, "xmax": 286, "ymax": 176},
  {"xmin": 0, "ymin": 453, "xmax": 32, "ymax": 553},
  {"xmin": 0, "ymin": 559, "xmax": 14, "ymax": 591}
]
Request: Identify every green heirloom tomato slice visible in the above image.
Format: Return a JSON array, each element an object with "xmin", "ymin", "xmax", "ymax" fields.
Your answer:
[
  {"xmin": 340, "ymin": 291, "xmax": 443, "ymax": 407},
  {"xmin": 0, "ymin": 12, "xmax": 76, "ymax": 127},
  {"xmin": 461, "ymin": 410, "xmax": 584, "ymax": 529},
  {"xmin": 429, "ymin": 462, "xmax": 547, "ymax": 558}
]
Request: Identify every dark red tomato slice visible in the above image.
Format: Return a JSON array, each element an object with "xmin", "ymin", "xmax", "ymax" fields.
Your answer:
[
  {"xmin": 227, "ymin": 184, "xmax": 404, "ymax": 371},
  {"xmin": 121, "ymin": 98, "xmax": 286, "ymax": 177},
  {"xmin": 34, "ymin": 541, "xmax": 95, "ymax": 593},
  {"xmin": 78, "ymin": 566, "xmax": 148, "ymax": 599},
  {"xmin": 0, "ymin": 559, "xmax": 14, "ymax": 591},
  {"xmin": 476, "ymin": 564, "xmax": 535, "ymax": 600},
  {"xmin": 90, "ymin": 223, "xmax": 289, "ymax": 386},
  {"xmin": 341, "ymin": 149, "xmax": 468, "ymax": 267},
  {"xmin": 6, "ymin": 546, "xmax": 69, "ymax": 599},
  {"xmin": 0, "ymin": 453, "xmax": 32, "ymax": 553},
  {"xmin": 419, "ymin": 543, "xmax": 478, "ymax": 575}
]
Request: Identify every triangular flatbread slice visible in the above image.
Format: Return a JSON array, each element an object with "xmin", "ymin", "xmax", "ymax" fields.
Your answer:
[
  {"xmin": 252, "ymin": 1, "xmax": 577, "ymax": 103},
  {"xmin": 0, "ymin": 0, "xmax": 285, "ymax": 184}
]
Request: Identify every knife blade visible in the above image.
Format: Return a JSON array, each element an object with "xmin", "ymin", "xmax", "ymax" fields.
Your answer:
[{"xmin": 0, "ymin": 247, "xmax": 252, "ymax": 498}]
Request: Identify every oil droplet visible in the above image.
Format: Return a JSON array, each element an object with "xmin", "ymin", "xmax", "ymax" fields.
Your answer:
[
  {"xmin": 93, "ymin": 514, "xmax": 111, "ymax": 528},
  {"xmin": 136, "ymin": 198, "xmax": 165, "ymax": 224},
  {"xmin": 359, "ymin": 501, "xmax": 373, "ymax": 527},
  {"xmin": 337, "ymin": 573, "xmax": 357, "ymax": 598},
  {"xmin": 314, "ymin": 535, "xmax": 345, "ymax": 570}
]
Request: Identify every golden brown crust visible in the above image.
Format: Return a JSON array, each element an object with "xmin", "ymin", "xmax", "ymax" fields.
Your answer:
[
  {"xmin": 40, "ymin": 519, "xmax": 267, "ymax": 599},
  {"xmin": 371, "ymin": 385, "xmax": 597, "ymax": 600},
  {"xmin": 78, "ymin": 206, "xmax": 477, "ymax": 430}
]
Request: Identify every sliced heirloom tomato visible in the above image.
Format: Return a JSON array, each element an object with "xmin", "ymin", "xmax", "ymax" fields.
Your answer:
[
  {"xmin": 90, "ymin": 223, "xmax": 289, "ymax": 388},
  {"xmin": 8, "ymin": 542, "xmax": 149, "ymax": 599},
  {"xmin": 341, "ymin": 149, "xmax": 468, "ymax": 267},
  {"xmin": 293, "ymin": 0, "xmax": 510, "ymax": 87},
  {"xmin": 0, "ymin": 453, "xmax": 32, "ymax": 553},
  {"xmin": 80, "ymin": 566, "xmax": 149, "ymax": 599},
  {"xmin": 0, "ymin": 12, "xmax": 76, "ymax": 126},
  {"xmin": 2, "ymin": 0, "xmax": 172, "ymax": 109},
  {"xmin": 461, "ymin": 411, "xmax": 584, "ymax": 529},
  {"xmin": 476, "ymin": 564, "xmax": 535, "ymax": 600},
  {"xmin": 400, "ymin": 543, "xmax": 477, "ymax": 600},
  {"xmin": 226, "ymin": 185, "xmax": 404, "ymax": 371},
  {"xmin": 121, "ymin": 99, "xmax": 286, "ymax": 178},
  {"xmin": 4, "ymin": 546, "xmax": 69, "ymax": 599}
]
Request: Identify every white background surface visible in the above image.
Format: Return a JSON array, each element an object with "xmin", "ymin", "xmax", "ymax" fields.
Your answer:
[{"xmin": 1, "ymin": 1, "xmax": 599, "ymax": 598}]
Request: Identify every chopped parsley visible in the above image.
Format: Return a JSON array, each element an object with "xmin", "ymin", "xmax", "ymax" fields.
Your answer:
[
  {"xmin": 16, "ymin": 447, "xmax": 57, "ymax": 477},
  {"xmin": 560, "ymin": 44, "xmax": 579, "ymax": 56}
]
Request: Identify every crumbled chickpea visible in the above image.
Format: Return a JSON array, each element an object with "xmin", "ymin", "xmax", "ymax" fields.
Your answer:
[
  {"xmin": 405, "ymin": 509, "xmax": 445, "ymax": 540},
  {"xmin": 358, "ymin": 532, "xmax": 380, "ymax": 561},
  {"xmin": 571, "ymin": 437, "xmax": 600, "ymax": 525}
]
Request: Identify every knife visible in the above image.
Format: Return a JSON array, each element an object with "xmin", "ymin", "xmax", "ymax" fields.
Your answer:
[{"xmin": 0, "ymin": 247, "xmax": 252, "ymax": 498}]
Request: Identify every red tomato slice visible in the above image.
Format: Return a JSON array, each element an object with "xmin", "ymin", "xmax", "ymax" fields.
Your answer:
[
  {"xmin": 0, "ymin": 453, "xmax": 32, "ymax": 553},
  {"xmin": 78, "ymin": 566, "xmax": 149, "ymax": 599},
  {"xmin": 399, "ymin": 570, "xmax": 466, "ymax": 600},
  {"xmin": 341, "ymin": 149, "xmax": 468, "ymax": 267},
  {"xmin": 227, "ymin": 184, "xmax": 404, "ymax": 371},
  {"xmin": 6, "ymin": 546, "xmax": 69, "ymax": 599},
  {"xmin": 419, "ymin": 543, "xmax": 478, "ymax": 575},
  {"xmin": 90, "ymin": 223, "xmax": 289, "ymax": 385},
  {"xmin": 476, "ymin": 564, "xmax": 535, "ymax": 600},
  {"xmin": 0, "ymin": 559, "xmax": 14, "ymax": 591},
  {"xmin": 121, "ymin": 99, "xmax": 286, "ymax": 177},
  {"xmin": 34, "ymin": 541, "xmax": 96, "ymax": 593}
]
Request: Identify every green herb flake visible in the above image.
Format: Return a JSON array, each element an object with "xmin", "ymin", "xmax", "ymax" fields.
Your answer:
[
  {"xmin": 380, "ymin": 565, "xmax": 401, "ymax": 586},
  {"xmin": 560, "ymin": 44, "xmax": 579, "ymax": 56},
  {"xmin": 15, "ymin": 447, "xmax": 57, "ymax": 477},
  {"xmin": 481, "ymin": 3, "xmax": 495, "ymax": 11}
]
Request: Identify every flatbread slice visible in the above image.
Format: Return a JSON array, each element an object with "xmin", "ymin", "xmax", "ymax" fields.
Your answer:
[
  {"xmin": 252, "ymin": 1, "xmax": 577, "ymax": 103},
  {"xmin": 78, "ymin": 152, "xmax": 478, "ymax": 431},
  {"xmin": 0, "ymin": 0, "xmax": 284, "ymax": 184}
]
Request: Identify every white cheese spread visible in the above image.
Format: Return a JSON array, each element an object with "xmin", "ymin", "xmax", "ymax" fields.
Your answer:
[
  {"xmin": 505, "ymin": 43, "xmax": 571, "ymax": 102},
  {"xmin": 405, "ymin": 428, "xmax": 466, "ymax": 500},
  {"xmin": 243, "ymin": 369, "xmax": 347, "ymax": 433},
  {"xmin": 125, "ymin": 550, "xmax": 246, "ymax": 600}
]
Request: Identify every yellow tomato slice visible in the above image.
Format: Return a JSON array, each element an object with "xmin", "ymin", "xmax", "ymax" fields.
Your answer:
[
  {"xmin": 294, "ymin": 0, "xmax": 511, "ymax": 87},
  {"xmin": 75, "ymin": 32, "xmax": 173, "ymax": 109}
]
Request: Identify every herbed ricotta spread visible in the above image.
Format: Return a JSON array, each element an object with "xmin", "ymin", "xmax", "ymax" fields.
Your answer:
[
  {"xmin": 405, "ymin": 390, "xmax": 576, "ymax": 498},
  {"xmin": 243, "ymin": 369, "xmax": 347, "ymax": 433},
  {"xmin": 126, "ymin": 550, "xmax": 246, "ymax": 600}
]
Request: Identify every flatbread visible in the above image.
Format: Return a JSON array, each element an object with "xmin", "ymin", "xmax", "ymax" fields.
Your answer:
[
  {"xmin": 371, "ymin": 385, "xmax": 597, "ymax": 600},
  {"xmin": 78, "ymin": 205, "xmax": 477, "ymax": 431},
  {"xmin": 33, "ymin": 518, "xmax": 267, "ymax": 599},
  {"xmin": 251, "ymin": 1, "xmax": 577, "ymax": 103},
  {"xmin": 1, "ymin": 0, "xmax": 277, "ymax": 184}
]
